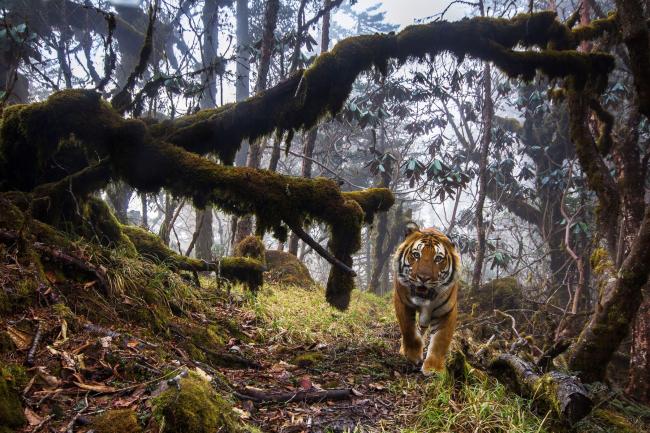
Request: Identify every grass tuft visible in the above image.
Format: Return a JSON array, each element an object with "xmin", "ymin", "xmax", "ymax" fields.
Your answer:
[
  {"xmin": 403, "ymin": 368, "xmax": 549, "ymax": 433},
  {"xmin": 242, "ymin": 284, "xmax": 393, "ymax": 345}
]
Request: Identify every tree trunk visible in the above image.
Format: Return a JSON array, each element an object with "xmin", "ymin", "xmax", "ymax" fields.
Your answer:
[
  {"xmin": 194, "ymin": 0, "xmax": 220, "ymax": 259},
  {"xmin": 614, "ymin": 0, "xmax": 650, "ymax": 118},
  {"xmin": 233, "ymin": 0, "xmax": 251, "ymax": 167},
  {"xmin": 369, "ymin": 211, "xmax": 389, "ymax": 294},
  {"xmin": 141, "ymin": 193, "xmax": 148, "ymax": 229},
  {"xmin": 627, "ymin": 288, "xmax": 650, "ymax": 403},
  {"xmin": 105, "ymin": 180, "xmax": 133, "ymax": 224},
  {"xmin": 158, "ymin": 193, "xmax": 181, "ymax": 246},
  {"xmin": 267, "ymin": 137, "xmax": 282, "ymax": 172},
  {"xmin": 370, "ymin": 205, "xmax": 410, "ymax": 294},
  {"xmin": 471, "ymin": 62, "xmax": 492, "ymax": 293},
  {"xmin": 195, "ymin": 208, "xmax": 214, "ymax": 260},
  {"xmin": 200, "ymin": 0, "xmax": 219, "ymax": 109},
  {"xmin": 287, "ymin": 0, "xmax": 331, "ymax": 255},
  {"xmin": 237, "ymin": 0, "xmax": 281, "ymax": 244},
  {"xmin": 569, "ymin": 207, "xmax": 650, "ymax": 382}
]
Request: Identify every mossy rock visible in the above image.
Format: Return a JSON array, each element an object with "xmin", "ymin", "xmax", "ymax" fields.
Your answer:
[
  {"xmin": 264, "ymin": 250, "xmax": 314, "ymax": 288},
  {"xmin": 475, "ymin": 277, "xmax": 523, "ymax": 312},
  {"xmin": 233, "ymin": 235, "xmax": 266, "ymax": 265},
  {"xmin": 0, "ymin": 366, "xmax": 26, "ymax": 432},
  {"xmin": 152, "ymin": 373, "xmax": 243, "ymax": 433},
  {"xmin": 91, "ymin": 409, "xmax": 142, "ymax": 433},
  {"xmin": 292, "ymin": 351, "xmax": 325, "ymax": 368}
]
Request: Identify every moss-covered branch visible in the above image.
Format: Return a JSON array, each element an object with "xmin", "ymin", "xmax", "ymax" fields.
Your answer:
[
  {"xmin": 122, "ymin": 225, "xmax": 265, "ymax": 291},
  {"xmin": 0, "ymin": 90, "xmax": 394, "ymax": 308},
  {"xmin": 146, "ymin": 11, "xmax": 615, "ymax": 164}
]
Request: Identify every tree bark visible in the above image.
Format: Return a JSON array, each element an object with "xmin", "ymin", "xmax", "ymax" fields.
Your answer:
[
  {"xmin": 237, "ymin": 0, "xmax": 280, "ymax": 243},
  {"xmin": 288, "ymin": 0, "xmax": 331, "ymax": 256},
  {"xmin": 471, "ymin": 62, "xmax": 493, "ymax": 293},
  {"xmin": 194, "ymin": 0, "xmax": 220, "ymax": 260},
  {"xmin": 569, "ymin": 207, "xmax": 650, "ymax": 382},
  {"xmin": 195, "ymin": 208, "xmax": 214, "ymax": 260},
  {"xmin": 614, "ymin": 0, "xmax": 650, "ymax": 118},
  {"xmin": 488, "ymin": 354, "xmax": 593, "ymax": 425},
  {"xmin": 627, "ymin": 288, "xmax": 650, "ymax": 403},
  {"xmin": 233, "ymin": 0, "xmax": 251, "ymax": 167}
]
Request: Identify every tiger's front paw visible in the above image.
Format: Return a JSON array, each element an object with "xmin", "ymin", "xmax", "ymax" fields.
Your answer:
[
  {"xmin": 400, "ymin": 337, "xmax": 424, "ymax": 364},
  {"xmin": 421, "ymin": 355, "xmax": 444, "ymax": 376}
]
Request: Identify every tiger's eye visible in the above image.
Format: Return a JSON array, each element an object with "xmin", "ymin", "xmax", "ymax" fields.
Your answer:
[
  {"xmin": 412, "ymin": 251, "xmax": 420, "ymax": 259},
  {"xmin": 434, "ymin": 255, "xmax": 444, "ymax": 263}
]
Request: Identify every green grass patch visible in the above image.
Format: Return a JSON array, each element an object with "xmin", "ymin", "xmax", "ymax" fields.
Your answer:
[
  {"xmin": 403, "ymin": 368, "xmax": 549, "ymax": 433},
  {"xmin": 241, "ymin": 284, "xmax": 393, "ymax": 345}
]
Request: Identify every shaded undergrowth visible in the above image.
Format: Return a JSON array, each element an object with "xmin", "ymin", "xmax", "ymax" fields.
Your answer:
[{"xmin": 0, "ymin": 233, "xmax": 648, "ymax": 432}]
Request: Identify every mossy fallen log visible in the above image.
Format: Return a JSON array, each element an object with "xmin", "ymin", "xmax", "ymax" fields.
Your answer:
[
  {"xmin": 0, "ymin": 90, "xmax": 393, "ymax": 308},
  {"xmin": 122, "ymin": 225, "xmax": 265, "ymax": 292},
  {"xmin": 147, "ymin": 12, "xmax": 616, "ymax": 164},
  {"xmin": 488, "ymin": 354, "xmax": 593, "ymax": 425}
]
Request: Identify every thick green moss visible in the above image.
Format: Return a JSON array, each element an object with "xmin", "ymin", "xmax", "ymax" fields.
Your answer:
[
  {"xmin": 0, "ymin": 366, "xmax": 26, "ymax": 432},
  {"xmin": 122, "ymin": 225, "xmax": 200, "ymax": 270},
  {"xmin": 91, "ymin": 409, "xmax": 142, "ymax": 433},
  {"xmin": 0, "ymin": 90, "xmax": 120, "ymax": 192},
  {"xmin": 475, "ymin": 277, "xmax": 523, "ymax": 311},
  {"xmin": 123, "ymin": 225, "xmax": 265, "ymax": 291},
  {"xmin": 233, "ymin": 235, "xmax": 266, "ymax": 265},
  {"xmin": 82, "ymin": 197, "xmax": 136, "ymax": 254},
  {"xmin": 264, "ymin": 250, "xmax": 314, "ymax": 288},
  {"xmin": 342, "ymin": 188, "xmax": 395, "ymax": 224},
  {"xmin": 219, "ymin": 257, "xmax": 265, "ymax": 292},
  {"xmin": 292, "ymin": 351, "xmax": 324, "ymax": 367},
  {"xmin": 152, "ymin": 373, "xmax": 243, "ymax": 433}
]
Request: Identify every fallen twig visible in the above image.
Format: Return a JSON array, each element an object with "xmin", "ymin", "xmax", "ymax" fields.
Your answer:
[
  {"xmin": 65, "ymin": 393, "xmax": 89, "ymax": 433},
  {"xmin": 235, "ymin": 386, "xmax": 354, "ymax": 404},
  {"xmin": 26, "ymin": 321, "xmax": 43, "ymax": 366}
]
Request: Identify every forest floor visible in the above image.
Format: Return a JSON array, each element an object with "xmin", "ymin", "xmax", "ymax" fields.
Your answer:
[{"xmin": 2, "ymin": 259, "xmax": 649, "ymax": 433}]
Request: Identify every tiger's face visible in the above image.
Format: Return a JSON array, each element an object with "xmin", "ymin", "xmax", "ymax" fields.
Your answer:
[{"xmin": 395, "ymin": 222, "xmax": 458, "ymax": 300}]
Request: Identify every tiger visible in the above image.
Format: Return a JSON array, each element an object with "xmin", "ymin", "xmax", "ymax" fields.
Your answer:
[{"xmin": 393, "ymin": 222, "xmax": 461, "ymax": 375}]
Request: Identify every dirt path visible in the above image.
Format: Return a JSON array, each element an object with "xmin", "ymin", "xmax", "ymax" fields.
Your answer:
[{"xmin": 219, "ymin": 299, "xmax": 427, "ymax": 433}]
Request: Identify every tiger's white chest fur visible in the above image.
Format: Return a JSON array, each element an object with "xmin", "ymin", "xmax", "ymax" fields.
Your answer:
[{"xmin": 408, "ymin": 282, "xmax": 455, "ymax": 328}]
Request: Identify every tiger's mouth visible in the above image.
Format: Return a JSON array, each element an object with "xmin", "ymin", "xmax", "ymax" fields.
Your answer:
[{"xmin": 410, "ymin": 284, "xmax": 435, "ymax": 298}]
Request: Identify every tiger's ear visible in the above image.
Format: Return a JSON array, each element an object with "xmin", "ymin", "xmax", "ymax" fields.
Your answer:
[{"xmin": 404, "ymin": 221, "xmax": 420, "ymax": 238}]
